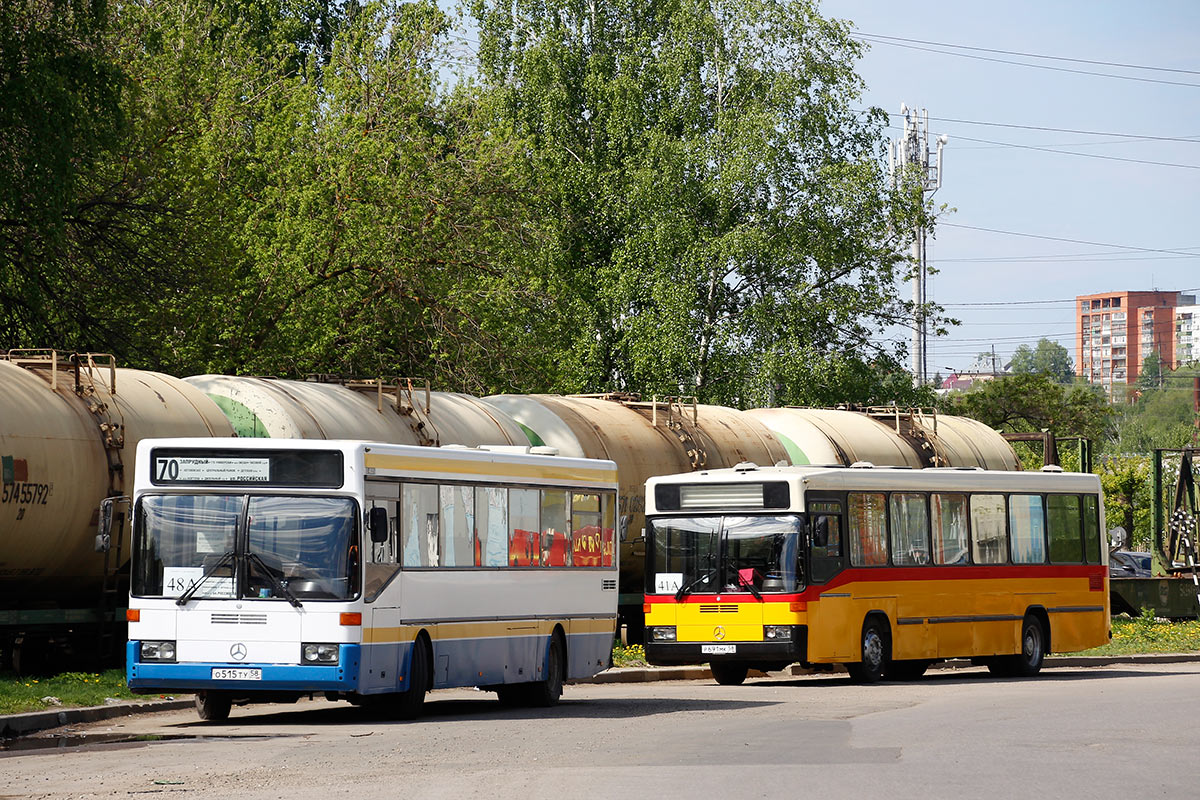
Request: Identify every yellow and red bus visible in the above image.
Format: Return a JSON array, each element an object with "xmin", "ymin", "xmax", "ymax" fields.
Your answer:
[{"xmin": 643, "ymin": 463, "xmax": 1109, "ymax": 684}]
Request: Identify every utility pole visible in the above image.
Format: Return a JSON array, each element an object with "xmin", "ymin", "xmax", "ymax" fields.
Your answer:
[{"xmin": 890, "ymin": 105, "xmax": 947, "ymax": 386}]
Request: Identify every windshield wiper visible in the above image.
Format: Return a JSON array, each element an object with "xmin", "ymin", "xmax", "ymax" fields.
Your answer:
[
  {"xmin": 736, "ymin": 569, "xmax": 763, "ymax": 601},
  {"xmin": 675, "ymin": 565, "xmax": 718, "ymax": 601},
  {"xmin": 247, "ymin": 552, "xmax": 303, "ymax": 608},
  {"xmin": 176, "ymin": 551, "xmax": 235, "ymax": 606}
]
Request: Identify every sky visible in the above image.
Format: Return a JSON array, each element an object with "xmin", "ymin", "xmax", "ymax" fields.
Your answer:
[{"xmin": 819, "ymin": 0, "xmax": 1200, "ymax": 376}]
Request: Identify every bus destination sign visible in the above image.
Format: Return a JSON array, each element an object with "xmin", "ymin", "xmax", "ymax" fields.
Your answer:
[{"xmin": 156, "ymin": 456, "xmax": 270, "ymax": 483}]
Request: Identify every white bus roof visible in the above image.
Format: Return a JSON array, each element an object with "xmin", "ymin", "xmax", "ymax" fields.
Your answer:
[
  {"xmin": 134, "ymin": 438, "xmax": 618, "ymax": 491},
  {"xmin": 645, "ymin": 463, "xmax": 1099, "ymax": 515}
]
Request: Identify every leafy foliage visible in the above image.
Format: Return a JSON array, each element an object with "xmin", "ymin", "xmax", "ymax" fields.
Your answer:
[
  {"xmin": 469, "ymin": 0, "xmax": 937, "ymax": 404},
  {"xmin": 1007, "ymin": 338, "xmax": 1074, "ymax": 384},
  {"xmin": 938, "ymin": 374, "xmax": 1114, "ymax": 443}
]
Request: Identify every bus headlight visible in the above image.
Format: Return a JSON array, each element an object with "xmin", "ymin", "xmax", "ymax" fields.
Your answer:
[
  {"xmin": 141, "ymin": 641, "xmax": 177, "ymax": 662},
  {"xmin": 302, "ymin": 643, "xmax": 340, "ymax": 664},
  {"xmin": 648, "ymin": 626, "xmax": 677, "ymax": 642},
  {"xmin": 763, "ymin": 626, "xmax": 793, "ymax": 641}
]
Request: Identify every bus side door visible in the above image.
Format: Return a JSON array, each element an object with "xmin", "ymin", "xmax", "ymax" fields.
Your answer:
[{"xmin": 805, "ymin": 495, "xmax": 853, "ymax": 660}]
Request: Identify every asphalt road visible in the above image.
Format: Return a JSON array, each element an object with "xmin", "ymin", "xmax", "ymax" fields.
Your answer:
[{"xmin": 3, "ymin": 663, "xmax": 1197, "ymax": 799}]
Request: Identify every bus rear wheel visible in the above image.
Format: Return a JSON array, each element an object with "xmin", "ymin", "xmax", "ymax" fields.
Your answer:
[
  {"xmin": 195, "ymin": 690, "xmax": 232, "ymax": 722},
  {"xmin": 847, "ymin": 618, "xmax": 889, "ymax": 684},
  {"xmin": 989, "ymin": 615, "xmax": 1045, "ymax": 678},
  {"xmin": 710, "ymin": 662, "xmax": 749, "ymax": 686},
  {"xmin": 525, "ymin": 633, "xmax": 565, "ymax": 707}
]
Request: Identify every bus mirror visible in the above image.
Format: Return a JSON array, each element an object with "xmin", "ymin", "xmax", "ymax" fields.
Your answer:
[
  {"xmin": 368, "ymin": 507, "xmax": 389, "ymax": 544},
  {"xmin": 813, "ymin": 517, "xmax": 829, "ymax": 548}
]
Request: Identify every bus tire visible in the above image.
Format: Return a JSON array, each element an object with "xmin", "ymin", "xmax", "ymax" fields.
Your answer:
[
  {"xmin": 1010, "ymin": 615, "xmax": 1046, "ymax": 677},
  {"xmin": 195, "ymin": 690, "xmax": 232, "ymax": 722},
  {"xmin": 988, "ymin": 615, "xmax": 1046, "ymax": 678},
  {"xmin": 395, "ymin": 635, "xmax": 430, "ymax": 720},
  {"xmin": 710, "ymin": 662, "xmax": 749, "ymax": 686},
  {"xmin": 525, "ymin": 633, "xmax": 566, "ymax": 708},
  {"xmin": 847, "ymin": 617, "xmax": 889, "ymax": 684}
]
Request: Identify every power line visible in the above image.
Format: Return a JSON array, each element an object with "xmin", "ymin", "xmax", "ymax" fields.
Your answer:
[
  {"xmin": 947, "ymin": 133, "xmax": 1200, "ymax": 170},
  {"xmin": 938, "ymin": 223, "xmax": 1200, "ymax": 258},
  {"xmin": 855, "ymin": 32, "xmax": 1200, "ymax": 76},
  {"xmin": 853, "ymin": 33, "xmax": 1200, "ymax": 89},
  {"xmin": 884, "ymin": 113, "xmax": 1200, "ymax": 144}
]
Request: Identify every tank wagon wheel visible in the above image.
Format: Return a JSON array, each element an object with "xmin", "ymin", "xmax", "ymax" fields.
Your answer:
[
  {"xmin": 847, "ymin": 617, "xmax": 890, "ymax": 684},
  {"xmin": 988, "ymin": 615, "xmax": 1046, "ymax": 678},
  {"xmin": 392, "ymin": 635, "xmax": 431, "ymax": 720},
  {"xmin": 195, "ymin": 690, "xmax": 233, "ymax": 722},
  {"xmin": 710, "ymin": 662, "xmax": 750, "ymax": 686}
]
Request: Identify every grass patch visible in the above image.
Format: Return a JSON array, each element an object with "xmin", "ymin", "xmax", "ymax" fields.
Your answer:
[
  {"xmin": 1079, "ymin": 609, "xmax": 1200, "ymax": 656},
  {"xmin": 0, "ymin": 670, "xmax": 139, "ymax": 716}
]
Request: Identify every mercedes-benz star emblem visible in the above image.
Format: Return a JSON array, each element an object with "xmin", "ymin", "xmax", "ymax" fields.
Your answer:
[
  {"xmin": 230, "ymin": 643, "xmax": 247, "ymax": 661},
  {"xmin": 713, "ymin": 626, "xmax": 726, "ymax": 641}
]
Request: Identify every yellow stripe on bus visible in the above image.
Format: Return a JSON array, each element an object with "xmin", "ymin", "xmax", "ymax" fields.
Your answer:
[
  {"xmin": 364, "ymin": 453, "xmax": 617, "ymax": 485},
  {"xmin": 363, "ymin": 617, "xmax": 616, "ymax": 644}
]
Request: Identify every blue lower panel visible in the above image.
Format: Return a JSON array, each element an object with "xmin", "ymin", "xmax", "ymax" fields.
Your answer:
[{"xmin": 127, "ymin": 641, "xmax": 360, "ymax": 693}]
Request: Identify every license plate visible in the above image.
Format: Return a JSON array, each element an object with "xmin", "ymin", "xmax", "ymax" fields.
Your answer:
[
  {"xmin": 701, "ymin": 644, "xmax": 736, "ymax": 655},
  {"xmin": 211, "ymin": 668, "xmax": 261, "ymax": 681}
]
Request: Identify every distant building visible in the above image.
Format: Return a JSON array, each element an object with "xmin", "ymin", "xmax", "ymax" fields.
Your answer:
[
  {"xmin": 1176, "ymin": 304, "xmax": 1200, "ymax": 367},
  {"xmin": 1076, "ymin": 290, "xmax": 1197, "ymax": 399},
  {"xmin": 941, "ymin": 371, "xmax": 995, "ymax": 392}
]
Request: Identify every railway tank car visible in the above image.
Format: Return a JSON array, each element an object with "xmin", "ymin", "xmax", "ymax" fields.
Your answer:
[
  {"xmin": 744, "ymin": 406, "xmax": 1019, "ymax": 470},
  {"xmin": 0, "ymin": 351, "xmax": 234, "ymax": 668},
  {"xmin": 183, "ymin": 375, "xmax": 528, "ymax": 446}
]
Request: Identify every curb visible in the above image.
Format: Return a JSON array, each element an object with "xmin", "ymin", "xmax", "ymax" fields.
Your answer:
[
  {"xmin": 1, "ymin": 698, "xmax": 194, "ymax": 740},
  {"xmin": 6, "ymin": 653, "xmax": 1200, "ymax": 740}
]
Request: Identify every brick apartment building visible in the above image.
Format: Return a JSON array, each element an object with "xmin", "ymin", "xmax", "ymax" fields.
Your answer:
[{"xmin": 1076, "ymin": 290, "xmax": 1197, "ymax": 398}]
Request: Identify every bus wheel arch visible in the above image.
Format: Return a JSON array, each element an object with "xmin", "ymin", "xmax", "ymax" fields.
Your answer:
[
  {"xmin": 394, "ymin": 631, "xmax": 432, "ymax": 719},
  {"xmin": 526, "ymin": 627, "xmax": 567, "ymax": 707},
  {"xmin": 847, "ymin": 612, "xmax": 891, "ymax": 684}
]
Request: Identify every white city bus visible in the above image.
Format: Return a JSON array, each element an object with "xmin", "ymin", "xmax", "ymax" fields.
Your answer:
[{"xmin": 118, "ymin": 438, "xmax": 619, "ymax": 721}]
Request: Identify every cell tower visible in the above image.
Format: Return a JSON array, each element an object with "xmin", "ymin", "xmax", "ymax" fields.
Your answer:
[{"xmin": 889, "ymin": 105, "xmax": 946, "ymax": 385}]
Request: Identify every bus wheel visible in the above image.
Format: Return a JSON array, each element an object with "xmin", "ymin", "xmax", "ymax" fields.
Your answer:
[
  {"xmin": 395, "ymin": 636, "xmax": 430, "ymax": 720},
  {"xmin": 195, "ymin": 690, "xmax": 232, "ymax": 722},
  {"xmin": 1011, "ymin": 615, "xmax": 1046, "ymax": 677},
  {"xmin": 988, "ymin": 615, "xmax": 1046, "ymax": 678},
  {"xmin": 848, "ymin": 618, "xmax": 889, "ymax": 684},
  {"xmin": 710, "ymin": 662, "xmax": 749, "ymax": 686},
  {"xmin": 526, "ymin": 633, "xmax": 566, "ymax": 708}
]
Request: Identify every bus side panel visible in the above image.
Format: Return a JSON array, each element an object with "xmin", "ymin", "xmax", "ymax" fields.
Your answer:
[
  {"xmin": 893, "ymin": 580, "xmax": 936, "ymax": 660},
  {"xmin": 806, "ymin": 594, "xmax": 853, "ymax": 661},
  {"xmin": 362, "ymin": 607, "xmax": 402, "ymax": 694},
  {"xmin": 565, "ymin": 619, "xmax": 616, "ymax": 679}
]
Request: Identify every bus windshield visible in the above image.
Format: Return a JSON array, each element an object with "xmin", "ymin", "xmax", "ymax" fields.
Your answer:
[
  {"xmin": 647, "ymin": 514, "xmax": 805, "ymax": 595},
  {"xmin": 133, "ymin": 495, "xmax": 359, "ymax": 601}
]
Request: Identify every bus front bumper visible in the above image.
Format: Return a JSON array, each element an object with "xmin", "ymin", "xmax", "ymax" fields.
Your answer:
[
  {"xmin": 126, "ymin": 641, "xmax": 361, "ymax": 693},
  {"xmin": 645, "ymin": 627, "xmax": 807, "ymax": 667}
]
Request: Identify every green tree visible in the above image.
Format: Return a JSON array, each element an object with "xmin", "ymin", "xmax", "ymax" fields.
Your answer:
[
  {"xmin": 1008, "ymin": 338, "xmax": 1074, "ymax": 383},
  {"xmin": 939, "ymin": 373, "xmax": 1113, "ymax": 444},
  {"xmin": 1136, "ymin": 350, "xmax": 1164, "ymax": 392},
  {"xmin": 469, "ymin": 0, "xmax": 938, "ymax": 404},
  {"xmin": 1113, "ymin": 364, "xmax": 1200, "ymax": 453},
  {"xmin": 1098, "ymin": 456, "xmax": 1153, "ymax": 552}
]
